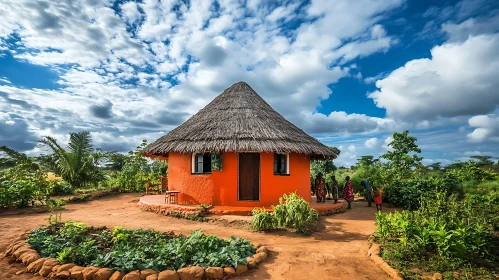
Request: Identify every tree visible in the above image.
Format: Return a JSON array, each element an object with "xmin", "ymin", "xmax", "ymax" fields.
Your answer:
[
  {"xmin": 38, "ymin": 131, "xmax": 105, "ymax": 189},
  {"xmin": 469, "ymin": 155, "xmax": 495, "ymax": 167},
  {"xmin": 104, "ymin": 152, "xmax": 127, "ymax": 171},
  {"xmin": 356, "ymin": 155, "xmax": 379, "ymax": 167},
  {"xmin": 0, "ymin": 146, "xmax": 40, "ymax": 170},
  {"xmin": 107, "ymin": 140, "xmax": 167, "ymax": 192},
  {"xmin": 427, "ymin": 162, "xmax": 442, "ymax": 171},
  {"xmin": 381, "ymin": 130, "xmax": 423, "ymax": 179}
]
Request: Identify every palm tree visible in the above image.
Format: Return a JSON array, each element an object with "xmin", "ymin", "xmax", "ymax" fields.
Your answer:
[
  {"xmin": 38, "ymin": 131, "xmax": 105, "ymax": 189},
  {"xmin": 0, "ymin": 146, "xmax": 39, "ymax": 170}
]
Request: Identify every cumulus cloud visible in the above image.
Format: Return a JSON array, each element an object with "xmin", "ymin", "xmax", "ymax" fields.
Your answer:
[
  {"xmin": 0, "ymin": 0, "xmax": 407, "ymax": 148},
  {"xmin": 364, "ymin": 137, "xmax": 380, "ymax": 148},
  {"xmin": 369, "ymin": 33, "xmax": 499, "ymax": 122},
  {"xmin": 0, "ymin": 113, "xmax": 38, "ymax": 151},
  {"xmin": 467, "ymin": 114, "xmax": 499, "ymax": 142}
]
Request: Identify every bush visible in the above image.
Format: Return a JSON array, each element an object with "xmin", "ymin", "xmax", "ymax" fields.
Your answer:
[
  {"xmin": 250, "ymin": 193, "xmax": 318, "ymax": 235},
  {"xmin": 106, "ymin": 141, "xmax": 167, "ymax": 192},
  {"xmin": 383, "ymin": 174, "xmax": 460, "ymax": 209},
  {"xmin": 0, "ymin": 166, "xmax": 48, "ymax": 208},
  {"xmin": 250, "ymin": 209, "xmax": 276, "ymax": 231},
  {"xmin": 28, "ymin": 222, "xmax": 255, "ymax": 272},
  {"xmin": 374, "ymin": 192, "xmax": 499, "ymax": 278},
  {"xmin": 46, "ymin": 180, "xmax": 74, "ymax": 196}
]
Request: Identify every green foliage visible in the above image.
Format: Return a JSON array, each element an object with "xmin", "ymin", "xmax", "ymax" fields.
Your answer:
[
  {"xmin": 28, "ymin": 222, "xmax": 255, "ymax": 272},
  {"xmin": 38, "ymin": 131, "xmax": 105, "ymax": 189},
  {"xmin": 375, "ymin": 192, "xmax": 499, "ymax": 278},
  {"xmin": 251, "ymin": 209, "xmax": 276, "ymax": 231},
  {"xmin": 447, "ymin": 161, "xmax": 499, "ymax": 182},
  {"xmin": 46, "ymin": 180, "xmax": 74, "ymax": 196},
  {"xmin": 250, "ymin": 193, "xmax": 318, "ymax": 235},
  {"xmin": 106, "ymin": 140, "xmax": 167, "ymax": 192},
  {"xmin": 383, "ymin": 174, "xmax": 460, "ymax": 210},
  {"xmin": 381, "ymin": 130, "xmax": 423, "ymax": 180},
  {"xmin": 0, "ymin": 164, "xmax": 48, "ymax": 208},
  {"xmin": 350, "ymin": 162, "xmax": 386, "ymax": 195}
]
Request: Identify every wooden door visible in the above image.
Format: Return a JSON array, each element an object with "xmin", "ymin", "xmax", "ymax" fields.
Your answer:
[{"xmin": 238, "ymin": 153, "xmax": 260, "ymax": 201}]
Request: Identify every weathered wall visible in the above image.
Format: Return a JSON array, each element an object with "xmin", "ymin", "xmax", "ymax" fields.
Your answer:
[{"xmin": 167, "ymin": 152, "xmax": 311, "ymax": 206}]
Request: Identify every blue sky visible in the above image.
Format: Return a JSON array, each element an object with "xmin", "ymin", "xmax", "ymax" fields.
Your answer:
[{"xmin": 0, "ymin": 0, "xmax": 499, "ymax": 167}]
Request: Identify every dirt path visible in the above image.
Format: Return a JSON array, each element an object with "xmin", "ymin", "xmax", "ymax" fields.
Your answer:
[{"xmin": 0, "ymin": 194, "xmax": 391, "ymax": 280}]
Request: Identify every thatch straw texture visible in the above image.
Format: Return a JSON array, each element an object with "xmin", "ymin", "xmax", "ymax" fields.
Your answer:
[{"xmin": 143, "ymin": 82, "xmax": 336, "ymax": 159}]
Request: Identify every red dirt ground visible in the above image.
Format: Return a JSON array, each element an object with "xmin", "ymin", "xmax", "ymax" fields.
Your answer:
[{"xmin": 0, "ymin": 194, "xmax": 392, "ymax": 280}]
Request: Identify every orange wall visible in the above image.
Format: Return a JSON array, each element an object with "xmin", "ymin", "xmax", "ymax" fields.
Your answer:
[{"xmin": 167, "ymin": 152, "xmax": 311, "ymax": 206}]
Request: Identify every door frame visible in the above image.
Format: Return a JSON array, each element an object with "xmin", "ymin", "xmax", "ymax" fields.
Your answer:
[{"xmin": 237, "ymin": 152, "xmax": 261, "ymax": 201}]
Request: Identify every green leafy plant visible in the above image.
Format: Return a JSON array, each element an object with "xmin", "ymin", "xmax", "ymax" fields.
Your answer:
[
  {"xmin": 106, "ymin": 140, "xmax": 167, "ymax": 192},
  {"xmin": 250, "ymin": 209, "xmax": 276, "ymax": 231},
  {"xmin": 250, "ymin": 193, "xmax": 318, "ymax": 235},
  {"xmin": 374, "ymin": 191, "xmax": 499, "ymax": 278},
  {"xmin": 28, "ymin": 223, "xmax": 255, "ymax": 272},
  {"xmin": 38, "ymin": 131, "xmax": 106, "ymax": 189}
]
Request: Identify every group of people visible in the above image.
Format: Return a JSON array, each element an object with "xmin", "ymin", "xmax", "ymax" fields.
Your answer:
[{"xmin": 313, "ymin": 174, "xmax": 382, "ymax": 211}]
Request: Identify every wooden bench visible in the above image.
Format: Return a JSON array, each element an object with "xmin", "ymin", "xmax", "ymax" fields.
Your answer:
[{"xmin": 164, "ymin": 190, "xmax": 180, "ymax": 204}]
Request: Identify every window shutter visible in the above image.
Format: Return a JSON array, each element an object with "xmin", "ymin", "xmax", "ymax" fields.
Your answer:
[{"xmin": 211, "ymin": 154, "xmax": 222, "ymax": 171}]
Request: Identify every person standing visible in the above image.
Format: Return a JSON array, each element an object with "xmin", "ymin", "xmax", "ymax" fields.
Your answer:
[
  {"xmin": 361, "ymin": 180, "xmax": 373, "ymax": 207},
  {"xmin": 373, "ymin": 186, "xmax": 383, "ymax": 211},
  {"xmin": 343, "ymin": 176, "xmax": 354, "ymax": 209},
  {"xmin": 332, "ymin": 175, "xmax": 339, "ymax": 204},
  {"xmin": 315, "ymin": 173, "xmax": 326, "ymax": 203}
]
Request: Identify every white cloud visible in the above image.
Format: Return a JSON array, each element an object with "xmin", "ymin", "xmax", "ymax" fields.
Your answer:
[
  {"xmin": 0, "ymin": 77, "xmax": 11, "ymax": 84},
  {"xmin": 364, "ymin": 137, "xmax": 380, "ymax": 148},
  {"xmin": 121, "ymin": 2, "xmax": 142, "ymax": 23},
  {"xmin": 467, "ymin": 114, "xmax": 499, "ymax": 142},
  {"xmin": 0, "ymin": 0, "xmax": 409, "ymax": 152},
  {"xmin": 369, "ymin": 33, "xmax": 499, "ymax": 122}
]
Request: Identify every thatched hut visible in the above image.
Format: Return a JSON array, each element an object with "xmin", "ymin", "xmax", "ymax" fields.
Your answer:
[{"xmin": 143, "ymin": 81, "xmax": 336, "ymax": 207}]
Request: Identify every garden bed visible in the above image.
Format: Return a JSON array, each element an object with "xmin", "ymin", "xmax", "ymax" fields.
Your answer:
[{"xmin": 3, "ymin": 222, "xmax": 270, "ymax": 280}]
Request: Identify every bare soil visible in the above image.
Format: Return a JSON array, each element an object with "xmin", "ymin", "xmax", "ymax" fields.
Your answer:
[{"xmin": 0, "ymin": 194, "xmax": 392, "ymax": 280}]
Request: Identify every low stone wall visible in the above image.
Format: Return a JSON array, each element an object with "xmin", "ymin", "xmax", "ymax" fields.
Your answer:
[
  {"xmin": 367, "ymin": 242, "xmax": 404, "ymax": 280},
  {"xmin": 3, "ymin": 232, "xmax": 270, "ymax": 280},
  {"xmin": 138, "ymin": 201, "xmax": 204, "ymax": 217}
]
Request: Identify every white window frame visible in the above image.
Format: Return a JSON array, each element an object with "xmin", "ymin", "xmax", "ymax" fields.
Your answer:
[{"xmin": 191, "ymin": 153, "xmax": 212, "ymax": 174}]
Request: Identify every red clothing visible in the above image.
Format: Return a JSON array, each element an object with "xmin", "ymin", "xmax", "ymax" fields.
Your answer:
[
  {"xmin": 374, "ymin": 189, "xmax": 382, "ymax": 205},
  {"xmin": 342, "ymin": 181, "xmax": 354, "ymax": 201},
  {"xmin": 315, "ymin": 177, "xmax": 325, "ymax": 202}
]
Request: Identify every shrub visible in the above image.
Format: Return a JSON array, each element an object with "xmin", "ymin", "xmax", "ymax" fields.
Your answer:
[
  {"xmin": 28, "ymin": 222, "xmax": 255, "ymax": 272},
  {"xmin": 383, "ymin": 174, "xmax": 460, "ymax": 210},
  {"xmin": 46, "ymin": 180, "xmax": 74, "ymax": 196},
  {"xmin": 250, "ymin": 209, "xmax": 276, "ymax": 231},
  {"xmin": 0, "ymin": 166, "xmax": 48, "ymax": 208},
  {"xmin": 250, "ymin": 193, "xmax": 318, "ymax": 235},
  {"xmin": 106, "ymin": 141, "xmax": 167, "ymax": 192},
  {"xmin": 374, "ymin": 192, "xmax": 499, "ymax": 278}
]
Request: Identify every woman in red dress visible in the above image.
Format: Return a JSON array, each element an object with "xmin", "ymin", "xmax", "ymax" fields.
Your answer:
[
  {"xmin": 373, "ymin": 186, "xmax": 383, "ymax": 211},
  {"xmin": 342, "ymin": 176, "xmax": 354, "ymax": 209},
  {"xmin": 315, "ymin": 173, "xmax": 325, "ymax": 203}
]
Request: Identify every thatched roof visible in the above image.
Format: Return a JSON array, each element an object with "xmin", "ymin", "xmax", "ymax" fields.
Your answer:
[{"xmin": 143, "ymin": 82, "xmax": 337, "ymax": 159}]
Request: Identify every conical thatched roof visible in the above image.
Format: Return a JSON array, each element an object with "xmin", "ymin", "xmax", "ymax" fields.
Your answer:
[{"xmin": 143, "ymin": 82, "xmax": 337, "ymax": 159}]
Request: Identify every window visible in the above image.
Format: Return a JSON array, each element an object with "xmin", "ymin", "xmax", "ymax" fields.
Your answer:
[
  {"xmin": 274, "ymin": 153, "xmax": 289, "ymax": 175},
  {"xmin": 193, "ymin": 153, "xmax": 212, "ymax": 174}
]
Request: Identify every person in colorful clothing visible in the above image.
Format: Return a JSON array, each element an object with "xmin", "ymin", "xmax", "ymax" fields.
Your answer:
[
  {"xmin": 315, "ymin": 173, "xmax": 326, "ymax": 203},
  {"xmin": 361, "ymin": 180, "xmax": 373, "ymax": 207},
  {"xmin": 343, "ymin": 176, "xmax": 354, "ymax": 209},
  {"xmin": 332, "ymin": 175, "xmax": 339, "ymax": 204},
  {"xmin": 373, "ymin": 186, "xmax": 383, "ymax": 211}
]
